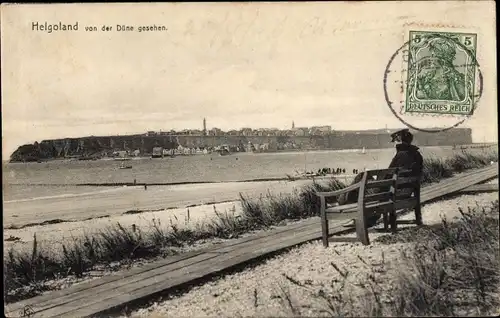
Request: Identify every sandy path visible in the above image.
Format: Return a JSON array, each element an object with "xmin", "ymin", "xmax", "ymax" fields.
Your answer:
[
  {"xmin": 127, "ymin": 191, "xmax": 499, "ymax": 318},
  {"xmin": 4, "ymin": 177, "xmax": 351, "ymax": 228}
]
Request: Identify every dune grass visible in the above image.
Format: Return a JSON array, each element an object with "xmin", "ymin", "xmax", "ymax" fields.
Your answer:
[
  {"xmin": 4, "ymin": 150, "xmax": 498, "ymax": 304},
  {"xmin": 275, "ymin": 200, "xmax": 500, "ymax": 317},
  {"xmin": 421, "ymin": 148, "xmax": 497, "ymax": 183}
]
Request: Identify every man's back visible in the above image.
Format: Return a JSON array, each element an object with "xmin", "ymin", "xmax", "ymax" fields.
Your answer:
[{"xmin": 389, "ymin": 143, "xmax": 424, "ymax": 177}]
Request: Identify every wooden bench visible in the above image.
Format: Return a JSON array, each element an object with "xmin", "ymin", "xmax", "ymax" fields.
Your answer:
[{"xmin": 315, "ymin": 168, "xmax": 422, "ymax": 247}]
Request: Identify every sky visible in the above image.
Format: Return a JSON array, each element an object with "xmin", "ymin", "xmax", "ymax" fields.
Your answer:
[{"xmin": 1, "ymin": 2, "xmax": 497, "ymax": 156}]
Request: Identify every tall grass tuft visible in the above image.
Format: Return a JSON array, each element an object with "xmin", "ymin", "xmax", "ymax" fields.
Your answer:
[
  {"xmin": 239, "ymin": 177, "xmax": 347, "ymax": 225},
  {"xmin": 422, "ymin": 149, "xmax": 497, "ymax": 183}
]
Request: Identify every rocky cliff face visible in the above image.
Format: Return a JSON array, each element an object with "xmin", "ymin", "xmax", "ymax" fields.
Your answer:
[{"xmin": 9, "ymin": 128, "xmax": 473, "ymax": 162}]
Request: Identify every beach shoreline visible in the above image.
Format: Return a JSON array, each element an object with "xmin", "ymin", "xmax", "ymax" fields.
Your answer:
[{"xmin": 3, "ymin": 177, "xmax": 356, "ymax": 229}]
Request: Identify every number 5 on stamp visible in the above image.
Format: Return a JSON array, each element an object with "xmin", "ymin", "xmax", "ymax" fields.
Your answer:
[{"xmin": 405, "ymin": 31, "xmax": 478, "ymax": 116}]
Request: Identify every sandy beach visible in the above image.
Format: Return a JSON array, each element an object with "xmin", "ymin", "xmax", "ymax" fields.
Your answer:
[
  {"xmin": 124, "ymin": 189, "xmax": 499, "ymax": 317},
  {"xmin": 4, "ymin": 177, "xmax": 354, "ymax": 229}
]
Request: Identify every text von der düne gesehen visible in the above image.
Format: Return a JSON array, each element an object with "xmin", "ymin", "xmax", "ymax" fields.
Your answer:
[{"xmin": 32, "ymin": 22, "xmax": 168, "ymax": 33}]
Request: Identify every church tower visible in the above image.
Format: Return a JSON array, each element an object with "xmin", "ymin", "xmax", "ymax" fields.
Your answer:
[
  {"xmin": 203, "ymin": 117, "xmax": 207, "ymax": 136},
  {"xmin": 292, "ymin": 121, "xmax": 295, "ymax": 129}
]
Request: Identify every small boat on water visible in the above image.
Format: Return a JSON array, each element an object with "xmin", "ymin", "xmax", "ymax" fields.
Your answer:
[{"xmin": 119, "ymin": 163, "xmax": 133, "ymax": 169}]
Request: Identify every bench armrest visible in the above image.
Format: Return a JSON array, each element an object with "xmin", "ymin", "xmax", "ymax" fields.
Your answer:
[{"xmin": 315, "ymin": 181, "xmax": 361, "ymax": 198}]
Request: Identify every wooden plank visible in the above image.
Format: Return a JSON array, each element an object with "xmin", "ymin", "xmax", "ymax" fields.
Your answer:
[
  {"xmin": 364, "ymin": 191, "xmax": 393, "ymax": 203},
  {"xmin": 420, "ymin": 167, "xmax": 487, "ymax": 200},
  {"xmin": 329, "ymin": 237, "xmax": 360, "ymax": 243},
  {"xmin": 398, "ymin": 169, "xmax": 413, "ymax": 175},
  {"xmin": 356, "ymin": 172, "xmax": 370, "ymax": 245},
  {"xmin": 213, "ymin": 222, "xmax": 320, "ymax": 254},
  {"xmin": 36, "ymin": 222, "xmax": 341, "ymax": 317},
  {"xmin": 202, "ymin": 218, "xmax": 321, "ymax": 254},
  {"xmin": 396, "ymin": 220, "xmax": 417, "ymax": 224},
  {"xmin": 366, "ymin": 200, "xmax": 394, "ymax": 209},
  {"xmin": 315, "ymin": 181, "xmax": 361, "ymax": 198},
  {"xmin": 6, "ymin": 220, "xmax": 325, "ymax": 316},
  {"xmin": 395, "ymin": 197, "xmax": 418, "ymax": 211},
  {"xmin": 6, "ymin": 218, "xmax": 322, "ymax": 314},
  {"xmin": 68, "ymin": 215, "xmax": 357, "ymax": 317},
  {"xmin": 326, "ymin": 210, "xmax": 358, "ymax": 221},
  {"xmin": 421, "ymin": 165, "xmax": 497, "ymax": 202},
  {"xmin": 326, "ymin": 203, "xmax": 357, "ymax": 213},
  {"xmin": 5, "ymin": 252, "xmax": 222, "ymax": 316},
  {"xmin": 457, "ymin": 183, "xmax": 498, "ymax": 193},
  {"xmin": 364, "ymin": 201, "xmax": 394, "ymax": 213},
  {"xmin": 365, "ymin": 179, "xmax": 393, "ymax": 189},
  {"xmin": 7, "ymin": 165, "xmax": 498, "ymax": 318},
  {"xmin": 395, "ymin": 188, "xmax": 414, "ymax": 199},
  {"xmin": 6, "ymin": 218, "xmax": 324, "ymax": 315},
  {"xmin": 4, "ymin": 250, "xmax": 207, "ymax": 313},
  {"xmin": 396, "ymin": 176, "xmax": 420, "ymax": 187},
  {"xmin": 366, "ymin": 168, "xmax": 396, "ymax": 178}
]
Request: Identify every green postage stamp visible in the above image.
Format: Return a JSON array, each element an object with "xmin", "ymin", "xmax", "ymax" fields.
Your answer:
[{"xmin": 404, "ymin": 31, "xmax": 478, "ymax": 116}]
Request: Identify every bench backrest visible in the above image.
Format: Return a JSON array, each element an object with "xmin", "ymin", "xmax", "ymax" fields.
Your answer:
[
  {"xmin": 357, "ymin": 168, "xmax": 421, "ymax": 214},
  {"xmin": 353, "ymin": 168, "xmax": 422, "ymax": 245}
]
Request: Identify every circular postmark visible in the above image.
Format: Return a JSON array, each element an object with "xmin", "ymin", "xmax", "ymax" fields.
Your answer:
[{"xmin": 384, "ymin": 31, "xmax": 483, "ymax": 133}]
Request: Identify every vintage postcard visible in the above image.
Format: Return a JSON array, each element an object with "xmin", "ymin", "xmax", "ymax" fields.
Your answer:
[{"xmin": 2, "ymin": 2, "xmax": 498, "ymax": 317}]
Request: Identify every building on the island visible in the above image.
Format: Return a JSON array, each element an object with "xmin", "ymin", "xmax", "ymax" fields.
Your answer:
[
  {"xmin": 209, "ymin": 127, "xmax": 223, "ymax": 136},
  {"xmin": 146, "ymin": 131, "xmax": 157, "ymax": 136},
  {"xmin": 310, "ymin": 125, "xmax": 332, "ymax": 135},
  {"xmin": 113, "ymin": 150, "xmax": 128, "ymax": 158},
  {"xmin": 240, "ymin": 128, "xmax": 253, "ymax": 136},
  {"xmin": 256, "ymin": 128, "xmax": 268, "ymax": 136},
  {"xmin": 227, "ymin": 130, "xmax": 239, "ymax": 136},
  {"xmin": 152, "ymin": 147, "xmax": 163, "ymax": 158},
  {"xmin": 278, "ymin": 130, "xmax": 292, "ymax": 136},
  {"xmin": 267, "ymin": 128, "xmax": 280, "ymax": 136},
  {"xmin": 259, "ymin": 143, "xmax": 270, "ymax": 151},
  {"xmin": 292, "ymin": 127, "xmax": 309, "ymax": 136}
]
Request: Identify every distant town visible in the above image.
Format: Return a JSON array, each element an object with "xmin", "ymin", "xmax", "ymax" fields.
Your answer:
[
  {"xmin": 143, "ymin": 118, "xmax": 388, "ymax": 137},
  {"xmin": 8, "ymin": 117, "xmax": 476, "ymax": 163}
]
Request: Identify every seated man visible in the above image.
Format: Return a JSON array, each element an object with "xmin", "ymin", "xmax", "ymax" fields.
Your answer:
[{"xmin": 337, "ymin": 128, "xmax": 424, "ymax": 227}]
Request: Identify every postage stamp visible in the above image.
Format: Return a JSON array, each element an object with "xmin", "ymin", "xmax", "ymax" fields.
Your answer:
[
  {"xmin": 404, "ymin": 31, "xmax": 478, "ymax": 116},
  {"xmin": 383, "ymin": 27, "xmax": 483, "ymax": 133}
]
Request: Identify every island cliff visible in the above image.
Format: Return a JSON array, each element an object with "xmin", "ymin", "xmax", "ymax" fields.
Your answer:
[{"xmin": 9, "ymin": 128, "xmax": 473, "ymax": 162}]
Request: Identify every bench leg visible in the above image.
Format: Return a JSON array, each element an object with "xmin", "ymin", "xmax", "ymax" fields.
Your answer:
[
  {"xmin": 389, "ymin": 211, "xmax": 397, "ymax": 233},
  {"xmin": 356, "ymin": 208, "xmax": 370, "ymax": 245},
  {"xmin": 414, "ymin": 203, "xmax": 423, "ymax": 226},
  {"xmin": 321, "ymin": 216, "xmax": 329, "ymax": 247},
  {"xmin": 319, "ymin": 197, "xmax": 329, "ymax": 247},
  {"xmin": 382, "ymin": 213, "xmax": 389, "ymax": 230}
]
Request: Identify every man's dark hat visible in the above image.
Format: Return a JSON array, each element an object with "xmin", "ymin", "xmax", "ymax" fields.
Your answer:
[{"xmin": 390, "ymin": 128, "xmax": 411, "ymax": 143}]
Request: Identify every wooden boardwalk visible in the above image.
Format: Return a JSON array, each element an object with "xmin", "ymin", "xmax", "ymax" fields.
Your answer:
[{"xmin": 5, "ymin": 165, "xmax": 498, "ymax": 318}]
